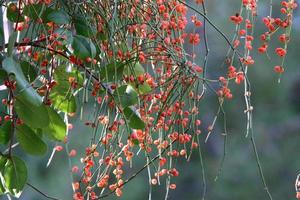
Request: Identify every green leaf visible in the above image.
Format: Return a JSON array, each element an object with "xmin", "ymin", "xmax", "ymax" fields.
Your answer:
[
  {"xmin": 4, "ymin": 156, "xmax": 27, "ymax": 197},
  {"xmin": 23, "ymin": 3, "xmax": 44, "ymax": 20},
  {"xmin": 7, "ymin": 3, "xmax": 24, "ymax": 23},
  {"xmin": 20, "ymin": 61, "xmax": 37, "ymax": 82},
  {"xmin": 100, "ymin": 62, "xmax": 125, "ymax": 82},
  {"xmin": 137, "ymin": 83, "xmax": 152, "ymax": 94},
  {"xmin": 72, "ymin": 35, "xmax": 96, "ymax": 59},
  {"xmin": 18, "ymin": 20, "xmax": 42, "ymax": 42},
  {"xmin": 113, "ymin": 85, "xmax": 138, "ymax": 108},
  {"xmin": 43, "ymin": 8, "xmax": 70, "ymax": 24},
  {"xmin": 7, "ymin": 32, "xmax": 17, "ymax": 56},
  {"xmin": 73, "ymin": 16, "xmax": 94, "ymax": 37},
  {"xmin": 36, "ymin": 128, "xmax": 43, "ymax": 138},
  {"xmin": 123, "ymin": 62, "xmax": 145, "ymax": 76},
  {"xmin": 53, "ymin": 66, "xmax": 83, "ymax": 95},
  {"xmin": 123, "ymin": 62, "xmax": 151, "ymax": 94},
  {"xmin": 15, "ymin": 95, "xmax": 49, "ymax": 128},
  {"xmin": 123, "ymin": 62, "xmax": 152, "ymax": 94},
  {"xmin": 3, "ymin": 58, "xmax": 49, "ymax": 128},
  {"xmin": 2, "ymin": 57, "xmax": 42, "ymax": 106},
  {"xmin": 0, "ymin": 181, "xmax": 4, "ymax": 195},
  {"xmin": 0, "ymin": 92, "xmax": 8, "ymax": 122},
  {"xmin": 123, "ymin": 107, "xmax": 145, "ymax": 129},
  {"xmin": 0, "ymin": 156, "xmax": 7, "ymax": 194},
  {"xmin": 128, "ymin": 82, "xmax": 152, "ymax": 95},
  {"xmin": 0, "ymin": 121, "xmax": 12, "ymax": 145},
  {"xmin": 50, "ymin": 92, "xmax": 77, "ymax": 114},
  {"xmin": 97, "ymin": 31, "xmax": 108, "ymax": 41},
  {"xmin": 16, "ymin": 124, "xmax": 47, "ymax": 156},
  {"xmin": 133, "ymin": 139, "xmax": 140, "ymax": 145},
  {"xmin": 0, "ymin": 69, "xmax": 8, "ymax": 82},
  {"xmin": 49, "ymin": 67, "xmax": 79, "ymax": 114},
  {"xmin": 54, "ymin": 29, "xmax": 73, "ymax": 45},
  {"xmin": 43, "ymin": 106, "xmax": 66, "ymax": 141},
  {"xmin": 51, "ymin": 80, "xmax": 71, "ymax": 96},
  {"xmin": 0, "ymin": 155, "xmax": 7, "ymax": 170}
]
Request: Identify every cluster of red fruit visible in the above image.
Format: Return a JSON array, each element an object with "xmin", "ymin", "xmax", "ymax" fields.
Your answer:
[{"xmin": 258, "ymin": 1, "xmax": 297, "ymax": 74}]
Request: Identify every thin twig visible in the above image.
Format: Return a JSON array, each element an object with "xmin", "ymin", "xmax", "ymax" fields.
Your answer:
[
  {"xmin": 249, "ymin": 130, "xmax": 273, "ymax": 200},
  {"xmin": 26, "ymin": 183, "xmax": 62, "ymax": 200}
]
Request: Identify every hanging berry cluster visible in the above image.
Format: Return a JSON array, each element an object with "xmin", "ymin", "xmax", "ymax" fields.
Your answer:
[{"xmin": 259, "ymin": 1, "xmax": 297, "ymax": 74}]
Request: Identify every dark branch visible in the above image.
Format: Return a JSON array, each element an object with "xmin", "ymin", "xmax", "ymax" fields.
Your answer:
[{"xmin": 26, "ymin": 183, "xmax": 62, "ymax": 200}]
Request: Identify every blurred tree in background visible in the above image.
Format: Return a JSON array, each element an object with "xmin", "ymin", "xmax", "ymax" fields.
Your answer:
[{"xmin": 0, "ymin": 0, "xmax": 299, "ymax": 200}]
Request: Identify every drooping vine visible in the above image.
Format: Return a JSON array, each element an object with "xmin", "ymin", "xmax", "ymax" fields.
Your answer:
[{"xmin": 0, "ymin": 0, "xmax": 297, "ymax": 199}]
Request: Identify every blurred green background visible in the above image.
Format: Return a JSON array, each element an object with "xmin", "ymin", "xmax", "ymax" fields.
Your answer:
[{"xmin": 2, "ymin": 0, "xmax": 300, "ymax": 199}]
